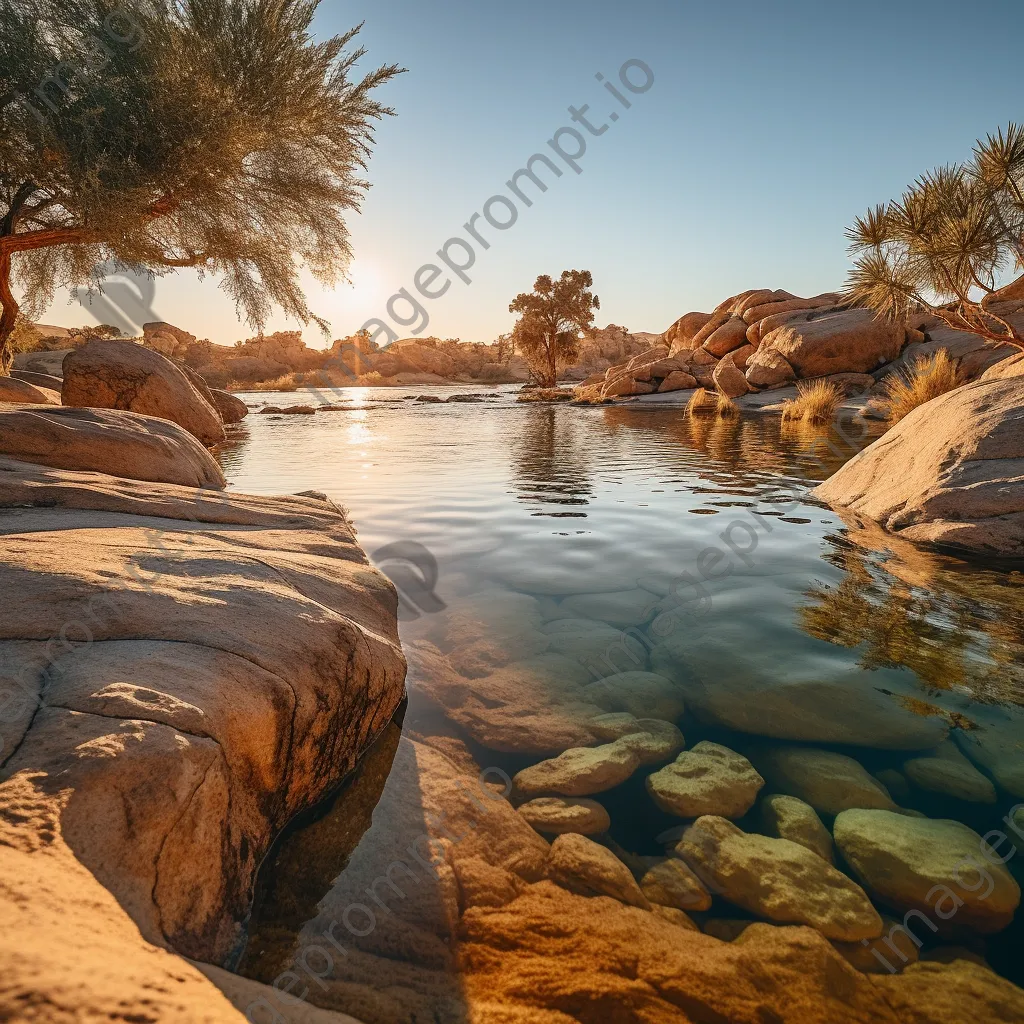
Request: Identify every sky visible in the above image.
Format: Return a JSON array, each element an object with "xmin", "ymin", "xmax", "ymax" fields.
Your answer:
[{"xmin": 39, "ymin": 0, "xmax": 1024, "ymax": 347}]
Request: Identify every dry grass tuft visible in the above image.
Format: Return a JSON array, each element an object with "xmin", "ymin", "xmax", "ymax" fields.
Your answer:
[
  {"xmin": 781, "ymin": 379, "xmax": 845, "ymax": 425},
  {"xmin": 714, "ymin": 392, "xmax": 739, "ymax": 418},
  {"xmin": 687, "ymin": 388, "xmax": 726, "ymax": 417},
  {"xmin": 883, "ymin": 350, "xmax": 966, "ymax": 424}
]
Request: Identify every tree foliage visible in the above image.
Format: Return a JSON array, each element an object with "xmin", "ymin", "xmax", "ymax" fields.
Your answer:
[
  {"xmin": 0, "ymin": 0, "xmax": 401, "ymax": 371},
  {"xmin": 846, "ymin": 124, "xmax": 1024, "ymax": 348},
  {"xmin": 508, "ymin": 270, "xmax": 600, "ymax": 387}
]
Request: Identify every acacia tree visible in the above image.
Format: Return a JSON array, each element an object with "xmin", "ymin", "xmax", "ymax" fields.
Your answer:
[
  {"xmin": 508, "ymin": 270, "xmax": 600, "ymax": 387},
  {"xmin": 0, "ymin": 0, "xmax": 401, "ymax": 372},
  {"xmin": 846, "ymin": 124, "xmax": 1024, "ymax": 348}
]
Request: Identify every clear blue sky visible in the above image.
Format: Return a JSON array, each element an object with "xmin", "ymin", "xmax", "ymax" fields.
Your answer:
[{"xmin": 41, "ymin": 0, "xmax": 1024, "ymax": 346}]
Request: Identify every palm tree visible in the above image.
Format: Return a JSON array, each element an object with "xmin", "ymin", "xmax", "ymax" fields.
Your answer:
[{"xmin": 845, "ymin": 124, "xmax": 1024, "ymax": 349}]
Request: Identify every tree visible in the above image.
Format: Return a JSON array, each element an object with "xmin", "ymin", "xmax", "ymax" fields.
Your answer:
[
  {"xmin": 508, "ymin": 270, "xmax": 600, "ymax": 387},
  {"xmin": 846, "ymin": 124, "xmax": 1024, "ymax": 349},
  {"xmin": 0, "ymin": 0, "xmax": 402, "ymax": 372}
]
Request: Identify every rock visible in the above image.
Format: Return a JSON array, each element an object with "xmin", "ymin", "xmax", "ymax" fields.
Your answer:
[
  {"xmin": 730, "ymin": 343, "xmax": 755, "ymax": 370},
  {"xmin": 559, "ymin": 588, "xmax": 658, "ymax": 628},
  {"xmin": 602, "ymin": 375, "xmax": 655, "ymax": 398},
  {"xmin": 657, "ymin": 369, "xmax": 699, "ymax": 393},
  {"xmin": 646, "ymin": 742, "xmax": 764, "ymax": 819},
  {"xmin": 954, "ymin": 715, "xmax": 1024, "ymax": 798},
  {"xmin": 712, "ymin": 354, "xmax": 751, "ymax": 398},
  {"xmin": 409, "ymin": 644, "xmax": 602, "ymax": 756},
  {"xmin": 760, "ymin": 794, "xmax": 834, "ymax": 863},
  {"xmin": 674, "ymin": 816, "xmax": 882, "ymax": 941},
  {"xmin": 260, "ymin": 404, "xmax": 316, "ymax": 415},
  {"xmin": 753, "ymin": 745, "xmax": 897, "ymax": 816},
  {"xmin": 702, "ymin": 918, "xmax": 754, "ymax": 941},
  {"xmin": 981, "ymin": 351, "xmax": 1024, "ymax": 381},
  {"xmin": 513, "ymin": 739, "xmax": 641, "ymax": 798},
  {"xmin": 815, "ymin": 378, "xmax": 1024, "ymax": 558},
  {"xmin": 211, "ymin": 388, "xmax": 249, "ymax": 423},
  {"xmin": 823, "ymin": 371, "xmax": 877, "ymax": 394},
  {"xmin": 612, "ymin": 718, "xmax": 685, "ymax": 765},
  {"xmin": 0, "ymin": 459, "xmax": 406, "ymax": 965},
  {"xmin": 834, "ymin": 809, "xmax": 1022, "ymax": 935},
  {"xmin": 549, "ymin": 833, "xmax": 650, "ymax": 908},
  {"xmin": 644, "ymin": 357, "xmax": 687, "ymax": 377},
  {"xmin": 687, "ymin": 346, "xmax": 718, "ymax": 366},
  {"xmin": 62, "ymin": 339, "xmax": 226, "ymax": 446},
  {"xmin": 517, "ymin": 797, "xmax": 610, "ymax": 835},
  {"xmin": 664, "ymin": 311, "xmax": 714, "ymax": 354},
  {"xmin": 10, "ymin": 369, "xmax": 64, "ymax": 390},
  {"xmin": 742, "ymin": 294, "xmax": 840, "ymax": 324},
  {"xmin": 0, "ymin": 376, "xmax": 60, "ymax": 405},
  {"xmin": 903, "ymin": 741, "xmax": 998, "ymax": 804},
  {"xmin": 649, "ymin": 904, "xmax": 700, "ymax": 930},
  {"xmin": 703, "ymin": 317, "xmax": 750, "ymax": 357},
  {"xmin": 142, "ymin": 320, "xmax": 196, "ymax": 358},
  {"xmin": 875, "ymin": 769, "xmax": 913, "ymax": 805},
  {"xmin": 0, "ymin": 405, "xmax": 227, "ymax": 489},
  {"xmin": 832, "ymin": 914, "xmax": 921, "ymax": 974},
  {"xmin": 746, "ymin": 308, "xmax": 811, "ymax": 346},
  {"xmin": 744, "ymin": 347, "xmax": 796, "ymax": 388},
  {"xmin": 540, "ymin": 618, "xmax": 649, "ymax": 676},
  {"xmin": 640, "ymin": 857, "xmax": 712, "ymax": 911},
  {"xmin": 582, "ymin": 671, "xmax": 687, "ymax": 720},
  {"xmin": 759, "ymin": 307, "xmax": 905, "ymax": 377}
]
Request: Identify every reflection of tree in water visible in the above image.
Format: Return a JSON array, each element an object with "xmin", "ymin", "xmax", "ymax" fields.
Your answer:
[
  {"xmin": 801, "ymin": 528, "xmax": 1024, "ymax": 707},
  {"xmin": 511, "ymin": 406, "xmax": 594, "ymax": 514}
]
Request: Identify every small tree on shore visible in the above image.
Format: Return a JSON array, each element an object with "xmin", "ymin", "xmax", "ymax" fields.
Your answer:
[
  {"xmin": 0, "ymin": 0, "xmax": 401, "ymax": 372},
  {"xmin": 845, "ymin": 124, "xmax": 1024, "ymax": 348},
  {"xmin": 509, "ymin": 270, "xmax": 600, "ymax": 387}
]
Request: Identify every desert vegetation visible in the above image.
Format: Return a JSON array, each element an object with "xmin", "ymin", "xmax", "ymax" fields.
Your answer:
[
  {"xmin": 781, "ymin": 379, "xmax": 845, "ymax": 425},
  {"xmin": 882, "ymin": 350, "xmax": 966, "ymax": 424},
  {"xmin": 686, "ymin": 387, "xmax": 737, "ymax": 418}
]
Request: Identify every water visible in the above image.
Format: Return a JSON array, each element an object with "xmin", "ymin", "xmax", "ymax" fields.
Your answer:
[{"xmin": 218, "ymin": 386, "xmax": 1024, "ymax": 1020}]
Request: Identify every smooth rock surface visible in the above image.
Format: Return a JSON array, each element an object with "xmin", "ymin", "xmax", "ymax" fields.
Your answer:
[
  {"xmin": 903, "ymin": 741, "xmax": 998, "ymax": 804},
  {"xmin": 647, "ymin": 742, "xmax": 765, "ymax": 819},
  {"xmin": 0, "ymin": 405, "xmax": 227, "ymax": 488},
  {"xmin": 675, "ymin": 816, "xmax": 883, "ymax": 941},
  {"xmin": 211, "ymin": 388, "xmax": 249, "ymax": 423},
  {"xmin": 514, "ymin": 740, "xmax": 641, "ymax": 797},
  {"xmin": 62, "ymin": 339, "xmax": 226, "ymax": 446},
  {"xmin": 834, "ymin": 809, "xmax": 1022, "ymax": 935},
  {"xmin": 760, "ymin": 793, "xmax": 834, "ymax": 863},
  {"xmin": 0, "ymin": 375, "xmax": 60, "ymax": 405},
  {"xmin": 517, "ymin": 797, "xmax": 611, "ymax": 835},
  {"xmin": 640, "ymin": 857, "xmax": 713, "ymax": 911}
]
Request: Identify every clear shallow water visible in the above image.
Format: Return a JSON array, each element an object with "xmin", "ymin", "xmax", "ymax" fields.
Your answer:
[{"xmin": 219, "ymin": 386, "xmax": 1024, "ymax": 1017}]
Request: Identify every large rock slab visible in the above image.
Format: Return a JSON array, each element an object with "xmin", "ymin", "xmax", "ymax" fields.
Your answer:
[
  {"xmin": 759, "ymin": 307, "xmax": 904, "ymax": 377},
  {"xmin": 0, "ymin": 405, "xmax": 227, "ymax": 488},
  {"xmin": 0, "ymin": 461, "xmax": 406, "ymax": 965},
  {"xmin": 814, "ymin": 378, "xmax": 1024, "ymax": 558},
  {"xmin": 834, "ymin": 809, "xmax": 1021, "ymax": 935},
  {"xmin": 674, "ymin": 816, "xmax": 882, "ymax": 941},
  {"xmin": 646, "ymin": 741, "xmax": 764, "ymax": 818},
  {"xmin": 752, "ymin": 745, "xmax": 898, "ymax": 816},
  {"xmin": 62, "ymin": 339, "xmax": 226, "ymax": 446}
]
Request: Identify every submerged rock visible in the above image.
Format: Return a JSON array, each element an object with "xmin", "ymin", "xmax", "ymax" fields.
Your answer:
[
  {"xmin": 903, "ymin": 741, "xmax": 998, "ymax": 804},
  {"xmin": 513, "ymin": 739, "xmax": 642, "ymax": 798},
  {"xmin": 541, "ymin": 618, "xmax": 650, "ymax": 676},
  {"xmin": 760, "ymin": 793, "xmax": 834, "ymax": 863},
  {"xmin": 640, "ymin": 857, "xmax": 713, "ymax": 912},
  {"xmin": 210, "ymin": 387, "xmax": 249, "ymax": 423},
  {"xmin": 751, "ymin": 745, "xmax": 898, "ymax": 816},
  {"xmin": 549, "ymin": 833, "xmax": 650, "ymax": 908},
  {"xmin": 62, "ymin": 339, "xmax": 226, "ymax": 446},
  {"xmin": 560, "ymin": 588, "xmax": 659, "ymax": 628},
  {"xmin": 832, "ymin": 914, "xmax": 922, "ymax": 974},
  {"xmin": 814, "ymin": 378, "xmax": 1024, "ymax": 558},
  {"xmin": 517, "ymin": 797, "xmax": 611, "ymax": 836},
  {"xmin": 581, "ymin": 670, "xmax": 687, "ymax": 720},
  {"xmin": 647, "ymin": 742, "xmax": 765, "ymax": 819},
  {"xmin": 0, "ymin": 405, "xmax": 227, "ymax": 489},
  {"xmin": 674, "ymin": 816, "xmax": 882, "ymax": 941},
  {"xmin": 834, "ymin": 809, "xmax": 1022, "ymax": 935}
]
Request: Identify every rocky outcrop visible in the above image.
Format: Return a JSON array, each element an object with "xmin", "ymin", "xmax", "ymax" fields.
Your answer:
[
  {"xmin": 674, "ymin": 816, "xmax": 883, "ymax": 941},
  {"xmin": 0, "ymin": 376, "xmax": 61, "ymax": 405},
  {"xmin": 0, "ymin": 405, "xmax": 227, "ymax": 488},
  {"xmin": 62, "ymin": 339, "xmax": 226, "ymax": 446},
  {"xmin": 834, "ymin": 809, "xmax": 1022, "ymax": 935},
  {"xmin": 815, "ymin": 378, "xmax": 1024, "ymax": 558},
  {"xmin": 0, "ymin": 457, "xmax": 406, "ymax": 973}
]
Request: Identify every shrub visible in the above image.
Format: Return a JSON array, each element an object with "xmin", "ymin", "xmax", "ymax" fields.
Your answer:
[
  {"xmin": 687, "ymin": 388, "xmax": 737, "ymax": 418},
  {"xmin": 781, "ymin": 379, "xmax": 845, "ymax": 425},
  {"xmin": 883, "ymin": 350, "xmax": 966, "ymax": 424}
]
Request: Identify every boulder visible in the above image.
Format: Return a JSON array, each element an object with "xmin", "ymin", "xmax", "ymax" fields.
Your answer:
[
  {"xmin": 598, "ymin": 717, "xmax": 685, "ymax": 765},
  {"xmin": 981, "ymin": 351, "xmax": 1024, "ymax": 381},
  {"xmin": 760, "ymin": 793, "xmax": 834, "ymax": 863},
  {"xmin": 0, "ymin": 459, "xmax": 406, "ymax": 965},
  {"xmin": 664, "ymin": 311, "xmax": 714, "ymax": 354},
  {"xmin": 62, "ymin": 339, "xmax": 226, "ymax": 446},
  {"xmin": 752, "ymin": 745, "xmax": 897, "ymax": 817},
  {"xmin": 0, "ymin": 406, "xmax": 227, "ymax": 489},
  {"xmin": 730, "ymin": 343, "xmax": 755, "ymax": 370},
  {"xmin": 142, "ymin": 321, "xmax": 196, "ymax": 358},
  {"xmin": 954, "ymin": 716, "xmax": 1024, "ymax": 798},
  {"xmin": 744, "ymin": 348, "xmax": 796, "ymax": 388},
  {"xmin": 211, "ymin": 388, "xmax": 249, "ymax": 423},
  {"xmin": 815, "ymin": 378, "xmax": 1024, "ymax": 558},
  {"xmin": 513, "ymin": 739, "xmax": 641, "ymax": 798},
  {"xmin": 657, "ymin": 369, "xmax": 698, "ymax": 393},
  {"xmin": 10, "ymin": 369, "xmax": 63, "ymax": 390},
  {"xmin": 548, "ymin": 833, "xmax": 650, "ymax": 908},
  {"xmin": 517, "ymin": 797, "xmax": 611, "ymax": 835},
  {"xmin": 0, "ymin": 376, "xmax": 60, "ymax": 405},
  {"xmin": 674, "ymin": 816, "xmax": 882, "ymax": 941},
  {"xmin": 646, "ymin": 741, "xmax": 764, "ymax": 819},
  {"xmin": 640, "ymin": 857, "xmax": 712, "ymax": 911},
  {"xmin": 712, "ymin": 354, "xmax": 751, "ymax": 398},
  {"xmin": 759, "ymin": 308, "xmax": 905, "ymax": 377},
  {"xmin": 742, "ymin": 293, "xmax": 840, "ymax": 324},
  {"xmin": 832, "ymin": 914, "xmax": 921, "ymax": 974},
  {"xmin": 540, "ymin": 618, "xmax": 649, "ymax": 675},
  {"xmin": 603, "ymin": 375, "xmax": 655, "ymax": 398},
  {"xmin": 560, "ymin": 588, "xmax": 658, "ymax": 628},
  {"xmin": 581, "ymin": 671, "xmax": 687, "ymax": 720},
  {"xmin": 688, "ymin": 347, "xmax": 717, "ymax": 366},
  {"xmin": 903, "ymin": 741, "xmax": 998, "ymax": 804},
  {"xmin": 703, "ymin": 317, "xmax": 750, "ymax": 358},
  {"xmin": 834, "ymin": 809, "xmax": 1021, "ymax": 935}
]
